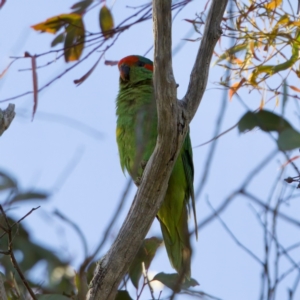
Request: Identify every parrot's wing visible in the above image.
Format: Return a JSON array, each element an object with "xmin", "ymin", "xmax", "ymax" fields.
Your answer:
[{"xmin": 182, "ymin": 130, "xmax": 198, "ymax": 239}]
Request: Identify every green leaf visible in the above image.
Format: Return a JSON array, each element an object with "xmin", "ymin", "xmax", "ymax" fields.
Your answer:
[
  {"xmin": 37, "ymin": 295, "xmax": 70, "ymax": 300},
  {"xmin": 115, "ymin": 290, "xmax": 133, "ymax": 300},
  {"xmin": 99, "ymin": 5, "xmax": 114, "ymax": 39},
  {"xmin": 250, "ymin": 31, "xmax": 300, "ymax": 84},
  {"xmin": 153, "ymin": 273, "xmax": 199, "ymax": 292},
  {"xmin": 277, "ymin": 128, "xmax": 300, "ymax": 151},
  {"xmin": 282, "ymin": 80, "xmax": 288, "ymax": 114},
  {"xmin": 238, "ymin": 110, "xmax": 292, "ymax": 133},
  {"xmin": 64, "ymin": 16, "xmax": 85, "ymax": 62},
  {"xmin": 71, "ymin": 0, "xmax": 94, "ymax": 14},
  {"xmin": 51, "ymin": 33, "xmax": 65, "ymax": 47},
  {"xmin": 9, "ymin": 191, "xmax": 49, "ymax": 204},
  {"xmin": 129, "ymin": 237, "xmax": 162, "ymax": 289},
  {"xmin": 214, "ymin": 43, "xmax": 248, "ymax": 65},
  {"xmin": 0, "ymin": 170, "xmax": 17, "ymax": 191}
]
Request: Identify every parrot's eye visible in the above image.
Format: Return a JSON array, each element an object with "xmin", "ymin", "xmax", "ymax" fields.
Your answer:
[{"xmin": 137, "ymin": 61, "xmax": 145, "ymax": 67}]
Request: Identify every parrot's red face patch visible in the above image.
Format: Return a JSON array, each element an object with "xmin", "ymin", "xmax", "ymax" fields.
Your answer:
[{"xmin": 118, "ymin": 55, "xmax": 153, "ymax": 81}]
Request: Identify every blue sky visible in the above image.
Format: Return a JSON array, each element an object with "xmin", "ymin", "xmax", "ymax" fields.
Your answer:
[{"xmin": 1, "ymin": 1, "xmax": 300, "ymax": 299}]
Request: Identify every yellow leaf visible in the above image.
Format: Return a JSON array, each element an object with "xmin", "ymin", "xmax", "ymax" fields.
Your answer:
[
  {"xmin": 32, "ymin": 13, "xmax": 82, "ymax": 34},
  {"xmin": 99, "ymin": 5, "xmax": 114, "ymax": 39},
  {"xmin": 265, "ymin": 0, "xmax": 282, "ymax": 10},
  {"xmin": 275, "ymin": 96, "xmax": 279, "ymax": 107},
  {"xmin": 291, "ymin": 21, "xmax": 300, "ymax": 27}
]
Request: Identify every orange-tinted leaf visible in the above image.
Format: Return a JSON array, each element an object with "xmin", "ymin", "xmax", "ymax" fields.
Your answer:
[
  {"xmin": 64, "ymin": 16, "xmax": 85, "ymax": 62},
  {"xmin": 290, "ymin": 85, "xmax": 300, "ymax": 93},
  {"xmin": 31, "ymin": 13, "xmax": 82, "ymax": 34},
  {"xmin": 232, "ymin": 58, "xmax": 243, "ymax": 65},
  {"xmin": 0, "ymin": 60, "xmax": 15, "ymax": 78},
  {"xmin": 74, "ymin": 54, "xmax": 102, "ymax": 85},
  {"xmin": 281, "ymin": 156, "xmax": 300, "ymax": 168},
  {"xmin": 99, "ymin": 5, "xmax": 114, "ymax": 39},
  {"xmin": 291, "ymin": 21, "xmax": 300, "ymax": 27},
  {"xmin": 265, "ymin": 0, "xmax": 282, "ymax": 10},
  {"xmin": 229, "ymin": 78, "xmax": 245, "ymax": 100},
  {"xmin": 259, "ymin": 98, "xmax": 264, "ymax": 110}
]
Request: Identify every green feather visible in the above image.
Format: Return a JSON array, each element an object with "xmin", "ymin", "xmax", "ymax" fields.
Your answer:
[{"xmin": 116, "ymin": 55, "xmax": 197, "ymax": 278}]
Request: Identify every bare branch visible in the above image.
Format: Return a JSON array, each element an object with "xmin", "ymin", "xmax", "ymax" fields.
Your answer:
[
  {"xmin": 183, "ymin": 0, "xmax": 227, "ymax": 121},
  {"xmin": 0, "ymin": 205, "xmax": 38, "ymax": 300}
]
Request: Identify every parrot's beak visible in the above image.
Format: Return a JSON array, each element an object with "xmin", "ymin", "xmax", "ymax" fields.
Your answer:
[{"xmin": 119, "ymin": 64, "xmax": 130, "ymax": 81}]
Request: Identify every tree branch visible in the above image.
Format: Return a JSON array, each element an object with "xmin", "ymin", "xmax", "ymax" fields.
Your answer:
[
  {"xmin": 87, "ymin": 1, "xmax": 227, "ymax": 299},
  {"xmin": 0, "ymin": 104, "xmax": 15, "ymax": 136},
  {"xmin": 183, "ymin": 0, "xmax": 227, "ymax": 121}
]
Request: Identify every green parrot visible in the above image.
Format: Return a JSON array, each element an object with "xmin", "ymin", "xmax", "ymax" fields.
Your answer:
[{"xmin": 116, "ymin": 55, "xmax": 197, "ymax": 279}]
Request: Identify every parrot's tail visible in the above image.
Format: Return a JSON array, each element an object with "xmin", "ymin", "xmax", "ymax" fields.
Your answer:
[{"xmin": 158, "ymin": 204, "xmax": 192, "ymax": 280}]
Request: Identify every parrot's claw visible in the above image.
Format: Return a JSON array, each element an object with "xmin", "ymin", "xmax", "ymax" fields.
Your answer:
[{"xmin": 135, "ymin": 177, "xmax": 142, "ymax": 186}]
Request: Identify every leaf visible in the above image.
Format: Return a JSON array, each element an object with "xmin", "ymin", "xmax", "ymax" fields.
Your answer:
[
  {"xmin": 290, "ymin": 85, "xmax": 300, "ymax": 93},
  {"xmin": 64, "ymin": 16, "xmax": 85, "ymax": 62},
  {"xmin": 9, "ymin": 191, "xmax": 49, "ymax": 204},
  {"xmin": 129, "ymin": 237, "xmax": 162, "ymax": 289},
  {"xmin": 228, "ymin": 78, "xmax": 246, "ymax": 100},
  {"xmin": 281, "ymin": 155, "xmax": 300, "ymax": 168},
  {"xmin": 31, "ymin": 54, "xmax": 38, "ymax": 121},
  {"xmin": 74, "ymin": 54, "xmax": 102, "ymax": 85},
  {"xmin": 277, "ymin": 128, "xmax": 300, "ymax": 151},
  {"xmin": 282, "ymin": 80, "xmax": 288, "ymax": 115},
  {"xmin": 31, "ymin": 14, "xmax": 82, "ymax": 34},
  {"xmin": 249, "ymin": 41, "xmax": 261, "ymax": 61},
  {"xmin": 71, "ymin": 0, "xmax": 94, "ymax": 14},
  {"xmin": 51, "ymin": 33, "xmax": 65, "ymax": 47},
  {"xmin": 238, "ymin": 110, "xmax": 292, "ymax": 133},
  {"xmin": 250, "ymin": 31, "xmax": 300, "ymax": 84},
  {"xmin": 153, "ymin": 273, "xmax": 199, "ymax": 292},
  {"xmin": 115, "ymin": 290, "xmax": 133, "ymax": 300},
  {"xmin": 0, "ymin": 170, "xmax": 17, "ymax": 191},
  {"xmin": 214, "ymin": 43, "xmax": 248, "ymax": 65},
  {"xmin": 265, "ymin": 0, "xmax": 282, "ymax": 10},
  {"xmin": 37, "ymin": 295, "xmax": 70, "ymax": 300},
  {"xmin": 24, "ymin": 52, "xmax": 38, "ymax": 121},
  {"xmin": 99, "ymin": 5, "xmax": 114, "ymax": 39}
]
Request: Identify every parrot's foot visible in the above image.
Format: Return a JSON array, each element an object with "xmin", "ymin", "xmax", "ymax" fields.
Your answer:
[{"xmin": 135, "ymin": 177, "xmax": 142, "ymax": 186}]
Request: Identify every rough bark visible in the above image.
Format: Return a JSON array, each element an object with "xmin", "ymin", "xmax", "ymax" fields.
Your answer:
[
  {"xmin": 0, "ymin": 104, "xmax": 15, "ymax": 136},
  {"xmin": 87, "ymin": 1, "xmax": 228, "ymax": 299}
]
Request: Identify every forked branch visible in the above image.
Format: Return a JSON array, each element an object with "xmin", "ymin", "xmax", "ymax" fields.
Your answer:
[{"xmin": 87, "ymin": 1, "xmax": 227, "ymax": 299}]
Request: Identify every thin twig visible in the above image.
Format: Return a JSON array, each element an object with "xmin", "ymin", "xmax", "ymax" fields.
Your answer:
[
  {"xmin": 54, "ymin": 209, "xmax": 89, "ymax": 258},
  {"xmin": 0, "ymin": 205, "xmax": 39, "ymax": 300}
]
